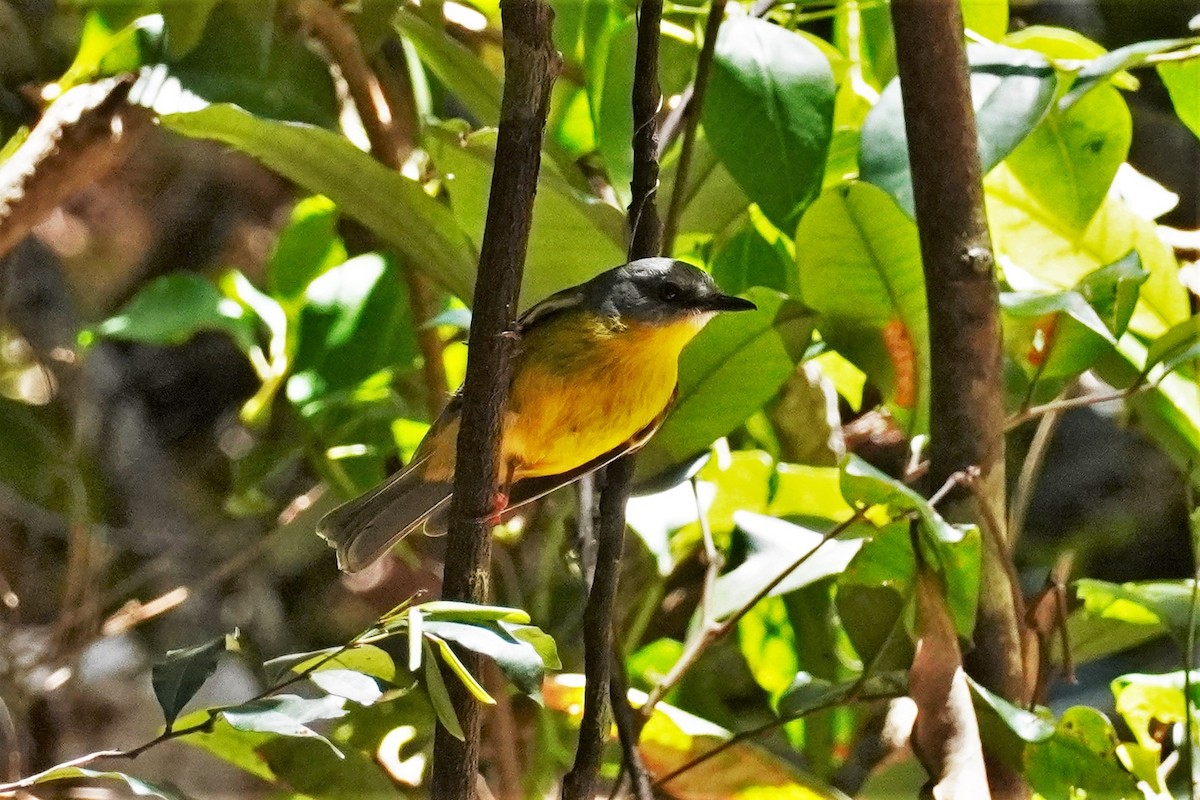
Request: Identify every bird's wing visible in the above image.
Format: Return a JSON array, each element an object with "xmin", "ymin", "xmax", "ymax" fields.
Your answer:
[
  {"xmin": 515, "ymin": 285, "xmax": 588, "ymax": 332},
  {"xmin": 503, "ymin": 387, "xmax": 676, "ymax": 510}
]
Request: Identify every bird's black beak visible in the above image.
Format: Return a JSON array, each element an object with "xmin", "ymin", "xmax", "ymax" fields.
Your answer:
[{"xmin": 703, "ymin": 293, "xmax": 757, "ymax": 313}]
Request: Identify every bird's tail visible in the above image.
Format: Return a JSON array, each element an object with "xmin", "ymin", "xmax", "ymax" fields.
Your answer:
[{"xmin": 317, "ymin": 454, "xmax": 453, "ymax": 573}]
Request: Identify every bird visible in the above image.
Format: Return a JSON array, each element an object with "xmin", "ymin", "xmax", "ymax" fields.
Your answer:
[{"xmin": 318, "ymin": 257, "xmax": 757, "ymax": 572}]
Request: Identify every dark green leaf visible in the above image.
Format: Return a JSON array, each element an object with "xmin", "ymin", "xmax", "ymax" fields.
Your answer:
[
  {"xmin": 0, "ymin": 397, "xmax": 92, "ymax": 516},
  {"xmin": 796, "ymin": 182, "xmax": 928, "ymax": 434},
  {"xmin": 776, "ymin": 671, "xmax": 907, "ymax": 719},
  {"xmin": 268, "ymin": 196, "xmax": 346, "ymax": 301},
  {"xmin": 258, "ymin": 737, "xmax": 400, "ymax": 800},
  {"xmin": 710, "ymin": 512, "xmax": 863, "ymax": 620},
  {"xmin": 1077, "ymin": 251, "xmax": 1148, "ymax": 337},
  {"xmin": 152, "ymin": 635, "xmax": 228, "ymax": 727},
  {"xmin": 658, "ymin": 131, "xmax": 750, "ymax": 241},
  {"xmin": 394, "ymin": 7, "xmax": 500, "ymax": 125},
  {"xmin": 861, "ymin": 44, "xmax": 1057, "ymax": 217},
  {"xmin": 160, "ymin": 0, "xmax": 221, "ymax": 58},
  {"xmin": 29, "ymin": 767, "xmax": 182, "ymax": 800},
  {"xmin": 97, "ymin": 274, "xmax": 255, "ymax": 352},
  {"xmin": 702, "ymin": 16, "xmax": 835, "ymax": 230},
  {"xmin": 711, "ymin": 212, "xmax": 795, "ymax": 296},
  {"xmin": 835, "ymin": 523, "xmax": 914, "ymax": 670},
  {"xmin": 161, "ymin": 105, "xmax": 478, "ymax": 300},
  {"xmin": 1006, "ymin": 84, "xmax": 1131, "ymax": 232},
  {"xmin": 636, "ymin": 288, "xmax": 816, "ymax": 481},
  {"xmin": 423, "ymin": 640, "xmax": 465, "ymax": 740},
  {"xmin": 970, "ymin": 677, "xmax": 1056, "ymax": 745},
  {"xmin": 166, "ymin": 3, "xmax": 339, "ymax": 127}
]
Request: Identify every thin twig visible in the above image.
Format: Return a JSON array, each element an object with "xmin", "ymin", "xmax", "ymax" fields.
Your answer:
[
  {"xmin": 609, "ymin": 652, "xmax": 654, "ymax": 800},
  {"xmin": 294, "ymin": 0, "xmax": 448, "ymax": 418},
  {"xmin": 1007, "ymin": 397, "xmax": 1064, "ymax": 545},
  {"xmin": 429, "ymin": 2, "xmax": 560, "ymax": 798},
  {"xmin": 660, "ymin": 0, "xmax": 726, "ymax": 253},
  {"xmin": 639, "ymin": 510, "xmax": 866, "ymax": 719},
  {"xmin": 1004, "ymin": 384, "xmax": 1151, "ymax": 431}
]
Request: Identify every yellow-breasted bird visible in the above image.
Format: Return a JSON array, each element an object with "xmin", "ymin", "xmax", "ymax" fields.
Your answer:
[{"xmin": 318, "ymin": 257, "xmax": 756, "ymax": 572}]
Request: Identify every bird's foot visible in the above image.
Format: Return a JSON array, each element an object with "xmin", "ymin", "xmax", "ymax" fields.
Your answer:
[{"xmin": 480, "ymin": 491, "xmax": 509, "ymax": 525}]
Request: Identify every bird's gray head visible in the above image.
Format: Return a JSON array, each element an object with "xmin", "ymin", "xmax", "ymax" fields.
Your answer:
[{"xmin": 582, "ymin": 258, "xmax": 756, "ymax": 324}]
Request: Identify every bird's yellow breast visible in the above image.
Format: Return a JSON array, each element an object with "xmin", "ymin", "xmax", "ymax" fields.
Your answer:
[{"xmin": 502, "ymin": 310, "xmax": 708, "ymax": 478}]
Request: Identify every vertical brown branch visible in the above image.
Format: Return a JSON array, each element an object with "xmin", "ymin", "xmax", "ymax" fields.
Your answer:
[
  {"xmin": 562, "ymin": 1, "xmax": 663, "ymax": 797},
  {"xmin": 428, "ymin": 2, "xmax": 559, "ymax": 798},
  {"xmin": 889, "ymin": 0, "xmax": 1027, "ymax": 796}
]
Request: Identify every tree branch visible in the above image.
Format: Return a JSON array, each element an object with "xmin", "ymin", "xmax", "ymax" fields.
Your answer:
[
  {"xmin": 889, "ymin": 0, "xmax": 1027, "ymax": 795},
  {"xmin": 428, "ymin": 1, "xmax": 559, "ymax": 798}
]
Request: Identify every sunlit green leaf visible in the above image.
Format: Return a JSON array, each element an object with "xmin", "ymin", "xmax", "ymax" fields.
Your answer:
[
  {"xmin": 796, "ymin": 182, "xmax": 928, "ymax": 434},
  {"xmin": 161, "ymin": 105, "xmax": 478, "ymax": 300},
  {"xmin": 221, "ymin": 695, "xmax": 348, "ymax": 756},
  {"xmin": 394, "ymin": 6, "xmax": 500, "ymax": 125},
  {"xmin": 268, "ymin": 196, "xmax": 347, "ymax": 302},
  {"xmin": 28, "ymin": 767, "xmax": 181, "ymax": 800},
  {"xmin": 97, "ymin": 274, "xmax": 255, "ymax": 352},
  {"xmin": 1160, "ymin": 58, "xmax": 1200, "ymax": 140}
]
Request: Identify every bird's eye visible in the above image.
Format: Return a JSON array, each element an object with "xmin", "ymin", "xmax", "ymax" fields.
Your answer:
[{"xmin": 660, "ymin": 283, "xmax": 680, "ymax": 302}]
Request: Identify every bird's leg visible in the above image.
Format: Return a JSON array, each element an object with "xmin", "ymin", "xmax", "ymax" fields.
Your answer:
[{"xmin": 484, "ymin": 460, "xmax": 517, "ymax": 525}]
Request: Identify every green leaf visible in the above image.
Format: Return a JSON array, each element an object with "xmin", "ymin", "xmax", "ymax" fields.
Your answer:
[
  {"xmin": 1000, "ymin": 289, "xmax": 1117, "ymax": 382},
  {"xmin": 1005, "ymin": 84, "xmax": 1131, "ymax": 232},
  {"xmin": 1112, "ymin": 670, "xmax": 1200, "ymax": 748},
  {"xmin": 394, "ymin": 6, "xmax": 500, "ymax": 125},
  {"xmin": 1077, "ymin": 251, "xmax": 1148, "ymax": 337},
  {"xmin": 262, "ymin": 642, "xmax": 398, "ymax": 681},
  {"xmin": 961, "ymin": 0, "xmax": 1009, "ymax": 40},
  {"xmin": 797, "ymin": 182, "xmax": 928, "ymax": 434},
  {"xmin": 425, "ymin": 123, "xmax": 626, "ymax": 307},
  {"xmin": 711, "ymin": 210, "xmax": 796, "ymax": 296},
  {"xmin": 504, "ymin": 622, "xmax": 562, "ymax": 670},
  {"xmin": 837, "ymin": 550, "xmax": 913, "ymax": 670},
  {"xmin": 861, "ymin": 44, "xmax": 1057, "ymax": 217},
  {"xmin": 839, "ymin": 456, "xmax": 981, "ymax": 638},
  {"xmin": 308, "ymin": 670, "xmax": 383, "ymax": 706},
  {"xmin": 1160, "ymin": 58, "xmax": 1200, "ymax": 140},
  {"xmin": 969, "ymin": 677, "xmax": 1056, "ymax": 746},
  {"xmin": 590, "ymin": 15, "xmax": 636, "ymax": 207},
  {"xmin": 59, "ymin": 13, "xmax": 165, "ymax": 90},
  {"xmin": 986, "ymin": 163, "xmax": 1187, "ymax": 338},
  {"xmin": 165, "ymin": 2, "xmax": 339, "ymax": 127},
  {"xmin": 1064, "ymin": 37, "xmax": 1200, "ymax": 108},
  {"xmin": 1144, "ymin": 316, "xmax": 1200, "ymax": 377},
  {"xmin": 267, "ymin": 196, "xmax": 347, "ymax": 301},
  {"xmin": 1070, "ymin": 579, "xmax": 1194, "ymax": 652},
  {"xmin": 424, "ymin": 619, "xmax": 551, "ymax": 696},
  {"xmin": 738, "ymin": 597, "xmax": 800, "ymax": 703},
  {"xmin": 28, "ymin": 767, "xmax": 182, "ymax": 800},
  {"xmin": 710, "ymin": 512, "xmax": 863, "ymax": 621},
  {"xmin": 221, "ymin": 695, "xmax": 348, "ymax": 756},
  {"xmin": 160, "ymin": 0, "xmax": 220, "ymax": 58},
  {"xmin": 161, "ymin": 105, "xmax": 478, "ymax": 300},
  {"xmin": 418, "ymin": 600, "xmax": 532, "ymax": 624},
  {"xmin": 658, "ymin": 131, "xmax": 751, "ymax": 243},
  {"xmin": 423, "ymin": 640, "xmax": 465, "ymax": 740},
  {"xmin": 97, "ymin": 274, "xmax": 255, "ymax": 352},
  {"xmin": 152, "ymin": 635, "xmax": 228, "ymax": 727},
  {"xmin": 776, "ymin": 671, "xmax": 907, "ymax": 719},
  {"xmin": 702, "ymin": 16, "xmax": 834, "ymax": 231},
  {"xmin": 289, "ymin": 253, "xmax": 419, "ymax": 409},
  {"xmin": 1023, "ymin": 707, "xmax": 1142, "ymax": 800},
  {"xmin": 0, "ymin": 397, "xmax": 93, "ymax": 516},
  {"xmin": 636, "ymin": 289, "xmax": 816, "ymax": 481}
]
